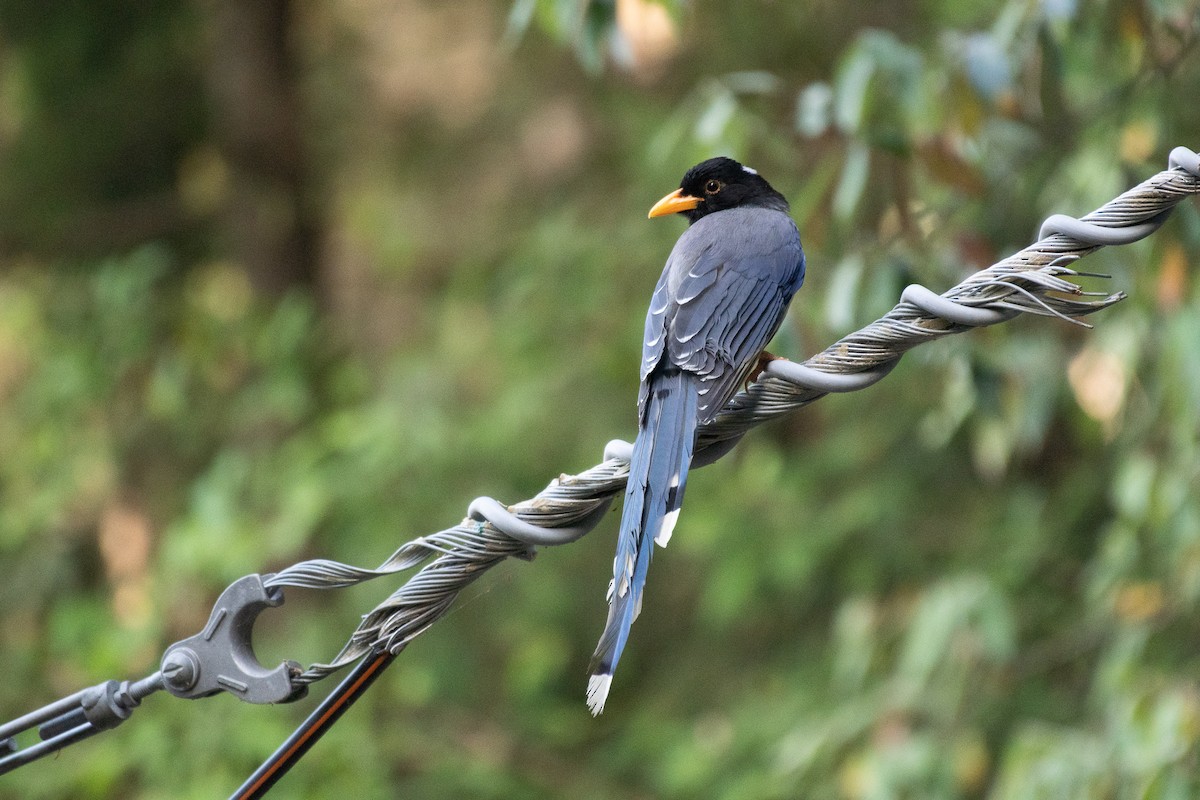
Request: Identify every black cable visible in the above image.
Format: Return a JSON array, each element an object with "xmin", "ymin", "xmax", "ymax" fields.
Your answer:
[{"xmin": 229, "ymin": 650, "xmax": 397, "ymax": 800}]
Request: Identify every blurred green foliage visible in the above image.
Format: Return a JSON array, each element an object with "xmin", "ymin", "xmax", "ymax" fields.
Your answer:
[{"xmin": 1, "ymin": 0, "xmax": 1199, "ymax": 797}]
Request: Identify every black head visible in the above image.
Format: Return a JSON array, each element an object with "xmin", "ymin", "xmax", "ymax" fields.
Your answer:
[{"xmin": 648, "ymin": 157, "xmax": 789, "ymax": 224}]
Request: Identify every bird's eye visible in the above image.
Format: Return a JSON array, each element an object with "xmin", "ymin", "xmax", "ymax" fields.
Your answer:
[{"xmin": 704, "ymin": 179, "xmax": 722, "ymax": 194}]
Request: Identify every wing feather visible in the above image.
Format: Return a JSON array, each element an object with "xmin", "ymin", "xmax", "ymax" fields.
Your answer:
[{"xmin": 654, "ymin": 209, "xmax": 804, "ymax": 423}]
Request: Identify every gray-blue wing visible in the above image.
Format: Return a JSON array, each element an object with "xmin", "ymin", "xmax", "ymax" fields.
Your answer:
[
  {"xmin": 639, "ymin": 266, "xmax": 674, "ymax": 389},
  {"xmin": 643, "ymin": 208, "xmax": 804, "ymax": 423}
]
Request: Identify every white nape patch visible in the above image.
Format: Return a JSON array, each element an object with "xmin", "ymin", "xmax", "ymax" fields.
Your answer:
[
  {"xmin": 655, "ymin": 508, "xmax": 681, "ymax": 547},
  {"xmin": 587, "ymin": 674, "xmax": 613, "ymax": 716},
  {"xmin": 742, "ymin": 165, "xmax": 758, "ymax": 175}
]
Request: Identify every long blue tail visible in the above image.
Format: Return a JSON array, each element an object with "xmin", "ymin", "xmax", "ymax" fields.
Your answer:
[{"xmin": 587, "ymin": 368, "xmax": 699, "ymax": 715}]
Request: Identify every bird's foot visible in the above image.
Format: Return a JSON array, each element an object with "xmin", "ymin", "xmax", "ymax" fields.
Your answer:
[{"xmin": 745, "ymin": 351, "xmax": 789, "ymax": 391}]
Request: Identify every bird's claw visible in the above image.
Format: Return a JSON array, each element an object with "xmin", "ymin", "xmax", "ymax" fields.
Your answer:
[{"xmin": 744, "ymin": 351, "xmax": 788, "ymax": 391}]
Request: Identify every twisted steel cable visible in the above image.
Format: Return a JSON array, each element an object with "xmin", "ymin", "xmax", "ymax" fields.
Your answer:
[{"xmin": 267, "ymin": 146, "xmax": 1200, "ymax": 685}]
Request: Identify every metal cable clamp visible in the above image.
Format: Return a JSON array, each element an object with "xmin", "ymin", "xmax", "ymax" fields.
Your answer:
[{"xmin": 0, "ymin": 574, "xmax": 305, "ymax": 776}]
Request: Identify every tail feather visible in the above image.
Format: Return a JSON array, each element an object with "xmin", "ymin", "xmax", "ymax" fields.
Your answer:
[{"xmin": 588, "ymin": 369, "xmax": 698, "ymax": 715}]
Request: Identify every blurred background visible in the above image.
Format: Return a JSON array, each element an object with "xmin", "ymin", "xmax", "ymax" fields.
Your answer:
[{"xmin": 0, "ymin": 0, "xmax": 1198, "ymax": 797}]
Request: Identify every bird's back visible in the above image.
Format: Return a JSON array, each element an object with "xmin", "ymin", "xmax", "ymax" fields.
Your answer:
[{"xmin": 643, "ymin": 206, "xmax": 805, "ymax": 422}]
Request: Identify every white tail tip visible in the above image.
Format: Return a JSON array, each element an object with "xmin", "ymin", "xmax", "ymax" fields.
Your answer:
[
  {"xmin": 586, "ymin": 674, "xmax": 613, "ymax": 716},
  {"xmin": 655, "ymin": 508, "xmax": 681, "ymax": 547}
]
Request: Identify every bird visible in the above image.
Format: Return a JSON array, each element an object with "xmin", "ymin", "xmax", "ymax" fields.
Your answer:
[{"xmin": 586, "ymin": 157, "xmax": 806, "ymax": 715}]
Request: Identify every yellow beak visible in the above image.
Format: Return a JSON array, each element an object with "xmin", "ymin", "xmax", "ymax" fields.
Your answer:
[{"xmin": 648, "ymin": 188, "xmax": 702, "ymax": 219}]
